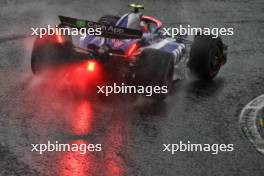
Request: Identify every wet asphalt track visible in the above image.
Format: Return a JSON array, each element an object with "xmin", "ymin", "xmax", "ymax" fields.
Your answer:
[{"xmin": 0, "ymin": 0, "xmax": 264, "ymax": 175}]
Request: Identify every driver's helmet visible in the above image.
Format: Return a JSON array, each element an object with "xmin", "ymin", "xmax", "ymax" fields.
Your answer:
[{"xmin": 116, "ymin": 3, "xmax": 145, "ymax": 31}]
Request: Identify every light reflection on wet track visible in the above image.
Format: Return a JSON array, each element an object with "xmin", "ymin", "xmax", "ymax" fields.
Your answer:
[{"xmin": 24, "ymin": 72, "xmax": 130, "ymax": 176}]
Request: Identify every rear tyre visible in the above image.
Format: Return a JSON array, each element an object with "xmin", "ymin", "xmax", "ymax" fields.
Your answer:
[
  {"xmin": 189, "ymin": 35, "xmax": 224, "ymax": 80},
  {"xmin": 135, "ymin": 49, "xmax": 174, "ymax": 101},
  {"xmin": 31, "ymin": 35, "xmax": 73, "ymax": 74}
]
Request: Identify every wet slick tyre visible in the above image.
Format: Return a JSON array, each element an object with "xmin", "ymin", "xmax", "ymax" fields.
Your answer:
[
  {"xmin": 31, "ymin": 36, "xmax": 72, "ymax": 74},
  {"xmin": 135, "ymin": 49, "xmax": 174, "ymax": 101},
  {"xmin": 189, "ymin": 35, "xmax": 224, "ymax": 80}
]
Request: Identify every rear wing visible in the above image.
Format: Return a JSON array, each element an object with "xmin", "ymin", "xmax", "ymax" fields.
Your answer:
[{"xmin": 59, "ymin": 16, "xmax": 142, "ymax": 39}]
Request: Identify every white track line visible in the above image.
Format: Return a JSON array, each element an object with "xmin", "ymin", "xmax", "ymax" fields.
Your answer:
[{"xmin": 240, "ymin": 94, "xmax": 264, "ymax": 155}]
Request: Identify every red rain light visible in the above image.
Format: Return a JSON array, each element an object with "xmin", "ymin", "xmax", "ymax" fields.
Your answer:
[{"xmin": 87, "ymin": 61, "xmax": 95, "ymax": 72}]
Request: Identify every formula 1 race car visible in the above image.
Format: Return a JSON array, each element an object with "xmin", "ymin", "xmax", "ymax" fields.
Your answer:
[{"xmin": 31, "ymin": 3, "xmax": 228, "ymax": 100}]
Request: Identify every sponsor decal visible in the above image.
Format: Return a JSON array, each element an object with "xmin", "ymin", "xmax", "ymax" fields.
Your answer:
[
  {"xmin": 76, "ymin": 19, "xmax": 86, "ymax": 28},
  {"xmin": 111, "ymin": 39, "xmax": 125, "ymax": 48}
]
